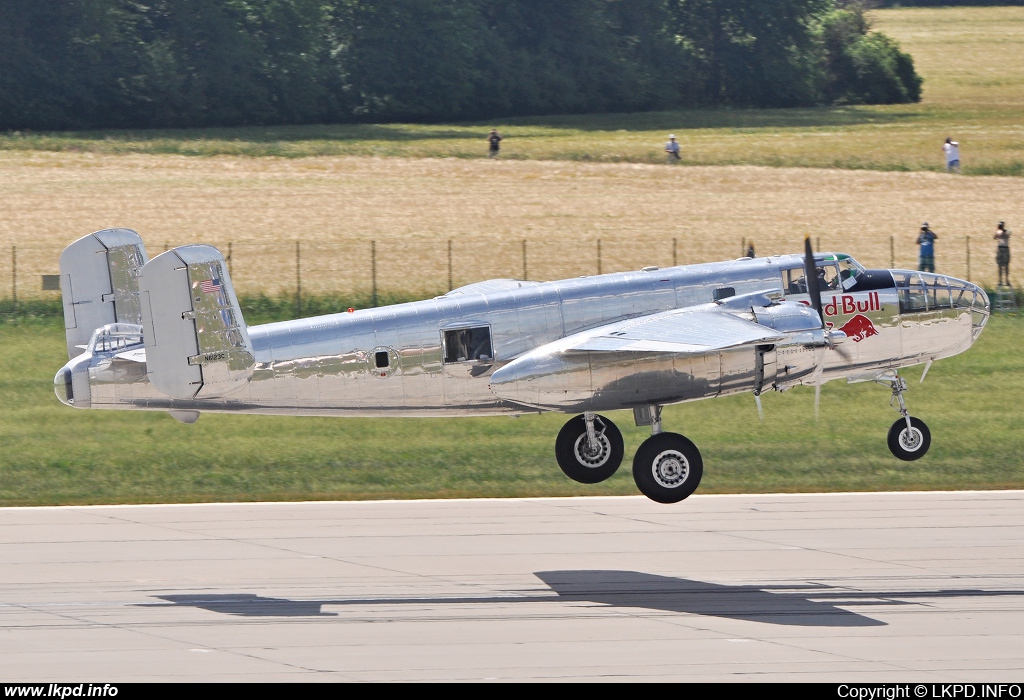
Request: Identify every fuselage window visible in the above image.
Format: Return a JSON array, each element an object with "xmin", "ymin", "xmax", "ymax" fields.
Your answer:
[
  {"xmin": 713, "ymin": 287, "xmax": 735, "ymax": 301},
  {"xmin": 443, "ymin": 327, "xmax": 493, "ymax": 363},
  {"xmin": 375, "ymin": 350, "xmax": 389, "ymax": 369}
]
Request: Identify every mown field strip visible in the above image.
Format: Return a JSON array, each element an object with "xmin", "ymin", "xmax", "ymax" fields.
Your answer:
[{"xmin": 2, "ymin": 154, "xmax": 1021, "ymax": 297}]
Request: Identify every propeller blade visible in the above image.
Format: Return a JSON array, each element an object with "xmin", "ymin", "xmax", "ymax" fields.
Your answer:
[
  {"xmin": 754, "ymin": 392, "xmax": 764, "ymax": 422},
  {"xmin": 920, "ymin": 359, "xmax": 933, "ymax": 383},
  {"xmin": 803, "ymin": 236, "xmax": 825, "ymax": 329},
  {"xmin": 814, "ymin": 383, "xmax": 821, "ymax": 421}
]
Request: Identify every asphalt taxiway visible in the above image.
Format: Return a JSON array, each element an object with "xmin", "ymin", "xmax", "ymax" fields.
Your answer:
[{"xmin": 2, "ymin": 491, "xmax": 1023, "ymax": 682}]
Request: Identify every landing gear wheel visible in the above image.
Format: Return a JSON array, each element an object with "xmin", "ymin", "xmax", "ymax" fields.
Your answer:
[
  {"xmin": 555, "ymin": 414, "xmax": 624, "ymax": 484},
  {"xmin": 632, "ymin": 433, "xmax": 703, "ymax": 504},
  {"xmin": 887, "ymin": 417, "xmax": 931, "ymax": 461}
]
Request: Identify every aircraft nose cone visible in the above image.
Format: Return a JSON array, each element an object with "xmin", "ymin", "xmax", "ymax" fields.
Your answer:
[{"xmin": 54, "ymin": 367, "xmax": 74, "ymax": 406}]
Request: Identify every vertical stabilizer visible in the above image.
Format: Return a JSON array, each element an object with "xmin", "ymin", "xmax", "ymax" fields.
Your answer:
[
  {"xmin": 58, "ymin": 228, "xmax": 148, "ymax": 359},
  {"xmin": 138, "ymin": 245, "xmax": 254, "ymax": 400}
]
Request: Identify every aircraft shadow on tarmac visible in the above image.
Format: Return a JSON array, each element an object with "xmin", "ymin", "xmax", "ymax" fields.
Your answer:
[{"xmin": 140, "ymin": 570, "xmax": 1024, "ymax": 627}]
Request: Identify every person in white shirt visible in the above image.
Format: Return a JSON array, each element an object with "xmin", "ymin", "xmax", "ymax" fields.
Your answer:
[
  {"xmin": 665, "ymin": 134, "xmax": 681, "ymax": 164},
  {"xmin": 943, "ymin": 137, "xmax": 961, "ymax": 173}
]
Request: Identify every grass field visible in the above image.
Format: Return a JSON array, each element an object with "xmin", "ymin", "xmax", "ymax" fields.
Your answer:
[
  {"xmin": 0, "ymin": 6, "xmax": 1021, "ymax": 505},
  {"xmin": 2, "ymin": 314, "xmax": 1022, "ymax": 507}
]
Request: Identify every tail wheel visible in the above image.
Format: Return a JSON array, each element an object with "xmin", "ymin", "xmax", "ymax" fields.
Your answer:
[
  {"xmin": 633, "ymin": 433, "xmax": 703, "ymax": 504},
  {"xmin": 554, "ymin": 415, "xmax": 624, "ymax": 484},
  {"xmin": 887, "ymin": 417, "xmax": 931, "ymax": 461}
]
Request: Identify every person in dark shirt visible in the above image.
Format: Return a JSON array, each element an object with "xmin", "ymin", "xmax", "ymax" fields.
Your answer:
[
  {"xmin": 487, "ymin": 129, "xmax": 502, "ymax": 158},
  {"xmin": 917, "ymin": 222, "xmax": 938, "ymax": 273},
  {"xmin": 995, "ymin": 221, "xmax": 1011, "ymax": 286}
]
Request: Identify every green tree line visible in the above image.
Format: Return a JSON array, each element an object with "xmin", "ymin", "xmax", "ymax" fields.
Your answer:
[{"xmin": 0, "ymin": 0, "xmax": 921, "ymax": 131}]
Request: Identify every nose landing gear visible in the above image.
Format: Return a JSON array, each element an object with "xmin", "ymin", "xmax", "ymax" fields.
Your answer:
[{"xmin": 883, "ymin": 375, "xmax": 931, "ymax": 461}]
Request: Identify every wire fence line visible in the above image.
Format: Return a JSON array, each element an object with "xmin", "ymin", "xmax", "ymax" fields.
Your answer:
[{"xmin": 0, "ymin": 234, "xmax": 999, "ymax": 315}]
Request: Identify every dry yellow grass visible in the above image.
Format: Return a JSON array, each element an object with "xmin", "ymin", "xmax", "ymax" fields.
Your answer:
[{"xmin": 1, "ymin": 152, "xmax": 1020, "ymax": 298}]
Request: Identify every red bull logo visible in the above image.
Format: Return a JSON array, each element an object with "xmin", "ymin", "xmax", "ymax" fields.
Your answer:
[
  {"xmin": 824, "ymin": 292, "xmax": 882, "ymax": 317},
  {"xmin": 838, "ymin": 314, "xmax": 879, "ymax": 342}
]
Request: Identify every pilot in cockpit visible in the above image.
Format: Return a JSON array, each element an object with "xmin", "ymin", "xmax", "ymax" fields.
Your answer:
[{"xmin": 816, "ymin": 266, "xmax": 840, "ymax": 290}]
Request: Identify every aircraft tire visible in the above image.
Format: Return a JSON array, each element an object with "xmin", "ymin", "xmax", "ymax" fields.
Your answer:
[
  {"xmin": 887, "ymin": 417, "xmax": 931, "ymax": 461},
  {"xmin": 632, "ymin": 433, "xmax": 703, "ymax": 504},
  {"xmin": 554, "ymin": 414, "xmax": 624, "ymax": 484}
]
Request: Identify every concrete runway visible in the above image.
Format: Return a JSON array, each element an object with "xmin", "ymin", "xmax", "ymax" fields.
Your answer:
[{"xmin": 2, "ymin": 491, "xmax": 1024, "ymax": 682}]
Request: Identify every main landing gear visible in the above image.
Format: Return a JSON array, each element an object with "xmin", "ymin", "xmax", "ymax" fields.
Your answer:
[
  {"xmin": 555, "ymin": 407, "xmax": 703, "ymax": 504},
  {"xmin": 554, "ymin": 412, "xmax": 624, "ymax": 484},
  {"xmin": 883, "ymin": 374, "xmax": 931, "ymax": 461}
]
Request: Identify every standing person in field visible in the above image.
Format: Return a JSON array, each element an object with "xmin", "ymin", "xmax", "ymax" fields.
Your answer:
[
  {"xmin": 746, "ymin": 241, "xmax": 755, "ymax": 258},
  {"xmin": 665, "ymin": 134, "xmax": 681, "ymax": 164},
  {"xmin": 917, "ymin": 222, "xmax": 938, "ymax": 273},
  {"xmin": 487, "ymin": 128, "xmax": 502, "ymax": 158},
  {"xmin": 943, "ymin": 137, "xmax": 961, "ymax": 173},
  {"xmin": 995, "ymin": 220, "xmax": 1011, "ymax": 286}
]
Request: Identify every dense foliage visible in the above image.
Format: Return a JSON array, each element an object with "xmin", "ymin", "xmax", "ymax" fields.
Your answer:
[{"xmin": 0, "ymin": 1, "xmax": 922, "ymax": 130}]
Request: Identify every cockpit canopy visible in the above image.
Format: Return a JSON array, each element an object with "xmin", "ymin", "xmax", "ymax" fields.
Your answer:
[
  {"xmin": 783, "ymin": 253, "xmax": 867, "ymax": 294},
  {"xmin": 87, "ymin": 323, "xmax": 144, "ymax": 354}
]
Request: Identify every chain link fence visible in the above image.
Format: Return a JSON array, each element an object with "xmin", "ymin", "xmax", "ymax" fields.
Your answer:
[{"xmin": 0, "ymin": 234, "xmax": 997, "ymax": 317}]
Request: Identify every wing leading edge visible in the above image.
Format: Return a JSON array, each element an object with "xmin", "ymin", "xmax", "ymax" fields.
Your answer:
[{"xmin": 561, "ymin": 308, "xmax": 786, "ymax": 355}]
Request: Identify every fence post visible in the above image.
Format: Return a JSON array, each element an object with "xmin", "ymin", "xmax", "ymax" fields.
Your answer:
[
  {"xmin": 522, "ymin": 240, "xmax": 528, "ymax": 280},
  {"xmin": 966, "ymin": 236, "xmax": 971, "ymax": 282},
  {"xmin": 673, "ymin": 238, "xmax": 677, "ymax": 267},
  {"xmin": 816, "ymin": 236, "xmax": 821, "ymax": 253},
  {"xmin": 371, "ymin": 240, "xmax": 377, "ymax": 307},
  {"xmin": 11, "ymin": 245, "xmax": 16, "ymax": 318},
  {"xmin": 447, "ymin": 239, "xmax": 453, "ymax": 291},
  {"xmin": 597, "ymin": 239, "xmax": 602, "ymax": 275},
  {"xmin": 890, "ymin": 236, "xmax": 895, "ymax": 269},
  {"xmin": 741, "ymin": 237, "xmax": 746, "ymax": 258},
  {"xmin": 227, "ymin": 242, "xmax": 232, "ymax": 277},
  {"xmin": 295, "ymin": 240, "xmax": 301, "ymax": 317}
]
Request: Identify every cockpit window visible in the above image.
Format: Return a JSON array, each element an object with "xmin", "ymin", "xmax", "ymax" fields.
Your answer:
[
  {"xmin": 782, "ymin": 263, "xmax": 841, "ymax": 293},
  {"xmin": 836, "ymin": 257, "xmax": 866, "ymax": 290},
  {"xmin": 817, "ymin": 264, "xmax": 840, "ymax": 290}
]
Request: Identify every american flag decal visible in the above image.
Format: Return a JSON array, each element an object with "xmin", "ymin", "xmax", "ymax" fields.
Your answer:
[{"xmin": 200, "ymin": 278, "xmax": 221, "ymax": 294}]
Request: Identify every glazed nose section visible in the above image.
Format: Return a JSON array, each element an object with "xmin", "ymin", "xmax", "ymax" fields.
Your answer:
[
  {"xmin": 969, "ymin": 283, "xmax": 990, "ymax": 337},
  {"xmin": 971, "ymin": 283, "xmax": 990, "ymax": 312}
]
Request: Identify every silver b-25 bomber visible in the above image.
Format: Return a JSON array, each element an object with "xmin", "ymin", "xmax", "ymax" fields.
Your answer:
[{"xmin": 54, "ymin": 229, "xmax": 989, "ymax": 503}]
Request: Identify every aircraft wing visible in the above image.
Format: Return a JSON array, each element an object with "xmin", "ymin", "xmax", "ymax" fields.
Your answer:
[{"xmin": 564, "ymin": 309, "xmax": 785, "ymax": 354}]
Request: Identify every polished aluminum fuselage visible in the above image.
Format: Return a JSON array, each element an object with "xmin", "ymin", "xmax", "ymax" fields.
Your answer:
[{"xmin": 76, "ymin": 254, "xmax": 987, "ymax": 417}]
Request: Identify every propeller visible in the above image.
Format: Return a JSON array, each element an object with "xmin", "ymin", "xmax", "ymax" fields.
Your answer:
[{"xmin": 803, "ymin": 236, "xmax": 827, "ymax": 420}]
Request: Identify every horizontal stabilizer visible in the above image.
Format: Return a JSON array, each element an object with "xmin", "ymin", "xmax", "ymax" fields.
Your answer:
[
  {"xmin": 139, "ymin": 245, "xmax": 254, "ymax": 400},
  {"xmin": 58, "ymin": 228, "xmax": 148, "ymax": 359}
]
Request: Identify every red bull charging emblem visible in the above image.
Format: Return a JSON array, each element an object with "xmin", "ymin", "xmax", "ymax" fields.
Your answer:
[{"xmin": 838, "ymin": 314, "xmax": 879, "ymax": 342}]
